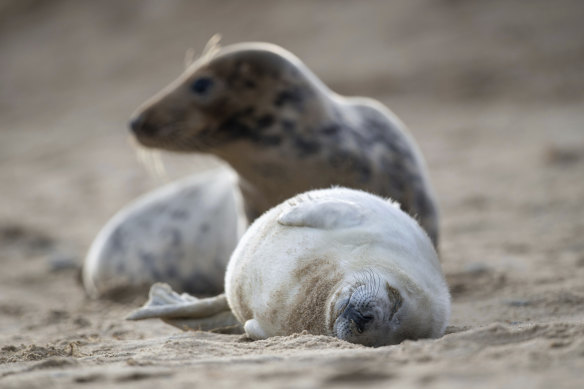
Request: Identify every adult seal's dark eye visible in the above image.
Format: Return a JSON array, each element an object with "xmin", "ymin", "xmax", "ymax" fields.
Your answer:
[{"xmin": 190, "ymin": 77, "xmax": 214, "ymax": 94}]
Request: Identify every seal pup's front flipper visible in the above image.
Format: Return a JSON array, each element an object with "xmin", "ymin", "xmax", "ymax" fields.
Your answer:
[
  {"xmin": 243, "ymin": 319, "xmax": 268, "ymax": 340},
  {"xmin": 126, "ymin": 283, "xmax": 242, "ymax": 334},
  {"xmin": 277, "ymin": 196, "xmax": 366, "ymax": 230}
]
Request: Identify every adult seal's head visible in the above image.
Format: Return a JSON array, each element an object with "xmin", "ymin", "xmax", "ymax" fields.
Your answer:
[
  {"xmin": 130, "ymin": 42, "xmax": 329, "ymax": 153},
  {"xmin": 129, "ymin": 41, "xmax": 440, "ymax": 246}
]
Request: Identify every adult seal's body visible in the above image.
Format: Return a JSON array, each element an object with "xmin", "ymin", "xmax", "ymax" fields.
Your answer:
[
  {"xmin": 129, "ymin": 42, "xmax": 440, "ymax": 245},
  {"xmin": 128, "ymin": 188, "xmax": 450, "ymax": 347},
  {"xmin": 83, "ymin": 167, "xmax": 247, "ymax": 299}
]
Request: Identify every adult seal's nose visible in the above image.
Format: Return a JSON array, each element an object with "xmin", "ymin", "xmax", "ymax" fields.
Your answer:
[
  {"xmin": 130, "ymin": 112, "xmax": 159, "ymax": 137},
  {"xmin": 129, "ymin": 114, "xmax": 144, "ymax": 135},
  {"xmin": 129, "ymin": 112, "xmax": 157, "ymax": 136}
]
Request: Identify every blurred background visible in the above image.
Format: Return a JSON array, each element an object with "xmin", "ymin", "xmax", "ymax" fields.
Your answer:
[
  {"xmin": 1, "ymin": 2, "xmax": 584, "ymax": 386},
  {"xmin": 1, "ymin": 0, "xmax": 583, "ymax": 264}
]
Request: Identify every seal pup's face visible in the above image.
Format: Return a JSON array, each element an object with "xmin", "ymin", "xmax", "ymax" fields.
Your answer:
[
  {"xmin": 331, "ymin": 272, "xmax": 405, "ymax": 347},
  {"xmin": 129, "ymin": 43, "xmax": 324, "ymax": 154}
]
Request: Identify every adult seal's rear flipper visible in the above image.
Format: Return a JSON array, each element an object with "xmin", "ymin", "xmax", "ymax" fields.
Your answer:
[{"xmin": 126, "ymin": 283, "xmax": 243, "ymax": 334}]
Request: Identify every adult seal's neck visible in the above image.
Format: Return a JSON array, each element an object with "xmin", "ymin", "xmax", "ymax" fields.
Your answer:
[{"xmin": 213, "ymin": 87, "xmax": 341, "ymax": 221}]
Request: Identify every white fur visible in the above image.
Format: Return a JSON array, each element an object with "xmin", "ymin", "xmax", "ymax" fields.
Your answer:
[{"xmin": 225, "ymin": 187, "xmax": 450, "ymax": 346}]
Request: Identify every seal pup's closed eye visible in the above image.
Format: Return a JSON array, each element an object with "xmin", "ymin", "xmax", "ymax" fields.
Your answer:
[{"xmin": 129, "ymin": 187, "xmax": 450, "ymax": 347}]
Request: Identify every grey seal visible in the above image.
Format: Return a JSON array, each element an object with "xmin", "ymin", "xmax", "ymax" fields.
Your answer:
[{"xmin": 129, "ymin": 41, "xmax": 440, "ymax": 246}]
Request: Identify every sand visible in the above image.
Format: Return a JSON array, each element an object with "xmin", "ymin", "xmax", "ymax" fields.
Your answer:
[{"xmin": 1, "ymin": 0, "xmax": 583, "ymax": 388}]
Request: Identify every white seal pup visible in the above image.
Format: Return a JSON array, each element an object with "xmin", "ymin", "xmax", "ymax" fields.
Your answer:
[
  {"xmin": 128, "ymin": 187, "xmax": 450, "ymax": 347},
  {"xmin": 83, "ymin": 167, "xmax": 247, "ymax": 299},
  {"xmin": 129, "ymin": 41, "xmax": 440, "ymax": 246}
]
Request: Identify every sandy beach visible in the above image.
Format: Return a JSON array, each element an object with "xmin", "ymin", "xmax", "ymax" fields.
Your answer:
[{"xmin": 1, "ymin": 1, "xmax": 583, "ymax": 387}]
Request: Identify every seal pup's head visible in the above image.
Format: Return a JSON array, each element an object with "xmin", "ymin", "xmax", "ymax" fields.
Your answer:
[
  {"xmin": 329, "ymin": 271, "xmax": 406, "ymax": 347},
  {"xmin": 129, "ymin": 41, "xmax": 331, "ymax": 154}
]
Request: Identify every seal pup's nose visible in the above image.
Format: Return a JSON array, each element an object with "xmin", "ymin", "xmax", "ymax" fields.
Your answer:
[{"xmin": 340, "ymin": 304, "xmax": 373, "ymax": 334}]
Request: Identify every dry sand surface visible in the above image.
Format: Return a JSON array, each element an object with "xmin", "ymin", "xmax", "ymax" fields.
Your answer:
[{"xmin": 1, "ymin": 0, "xmax": 584, "ymax": 387}]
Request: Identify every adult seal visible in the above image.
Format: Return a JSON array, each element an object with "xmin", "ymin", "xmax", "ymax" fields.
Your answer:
[
  {"xmin": 128, "ymin": 188, "xmax": 450, "ymax": 346},
  {"xmin": 129, "ymin": 41, "xmax": 440, "ymax": 246}
]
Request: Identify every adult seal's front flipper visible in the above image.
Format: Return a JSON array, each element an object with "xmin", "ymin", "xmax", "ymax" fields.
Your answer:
[{"xmin": 126, "ymin": 283, "xmax": 243, "ymax": 334}]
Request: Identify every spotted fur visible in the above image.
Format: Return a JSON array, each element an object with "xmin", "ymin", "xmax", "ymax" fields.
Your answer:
[{"xmin": 130, "ymin": 42, "xmax": 439, "ymax": 245}]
